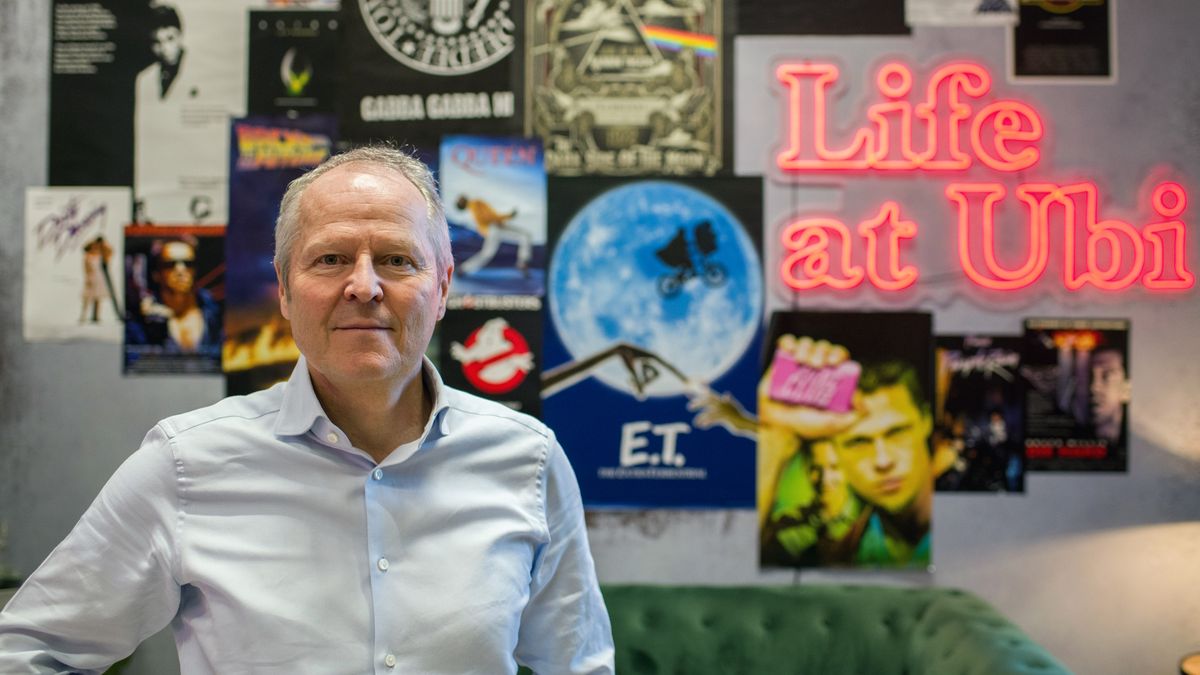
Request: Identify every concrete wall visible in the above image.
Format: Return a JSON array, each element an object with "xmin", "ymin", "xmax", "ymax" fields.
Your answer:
[{"xmin": 2, "ymin": 2, "xmax": 1198, "ymax": 673}]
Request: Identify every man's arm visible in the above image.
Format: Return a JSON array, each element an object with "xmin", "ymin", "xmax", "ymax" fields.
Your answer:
[
  {"xmin": 513, "ymin": 436, "xmax": 614, "ymax": 675},
  {"xmin": 0, "ymin": 426, "xmax": 182, "ymax": 673}
]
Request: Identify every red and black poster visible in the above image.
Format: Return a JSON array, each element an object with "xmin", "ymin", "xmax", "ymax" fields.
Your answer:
[
  {"xmin": 1022, "ymin": 317, "xmax": 1130, "ymax": 471},
  {"xmin": 438, "ymin": 304, "xmax": 542, "ymax": 416},
  {"xmin": 934, "ymin": 335, "xmax": 1025, "ymax": 493},
  {"xmin": 247, "ymin": 10, "xmax": 340, "ymax": 116},
  {"xmin": 338, "ymin": 0, "xmax": 524, "ymax": 146}
]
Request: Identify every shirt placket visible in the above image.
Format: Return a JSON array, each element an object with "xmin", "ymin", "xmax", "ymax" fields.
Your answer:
[{"xmin": 364, "ymin": 463, "xmax": 399, "ymax": 673}]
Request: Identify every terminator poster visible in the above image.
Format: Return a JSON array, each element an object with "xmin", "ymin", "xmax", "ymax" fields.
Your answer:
[
  {"xmin": 224, "ymin": 115, "xmax": 336, "ymax": 395},
  {"xmin": 338, "ymin": 0, "xmax": 524, "ymax": 146},
  {"xmin": 1022, "ymin": 317, "xmax": 1130, "ymax": 472},
  {"xmin": 543, "ymin": 177, "xmax": 762, "ymax": 508},
  {"xmin": 526, "ymin": 0, "xmax": 728, "ymax": 176},
  {"xmin": 758, "ymin": 311, "xmax": 933, "ymax": 570},
  {"xmin": 933, "ymin": 335, "xmax": 1025, "ymax": 493},
  {"xmin": 439, "ymin": 135, "xmax": 546, "ymax": 298},
  {"xmin": 439, "ymin": 305, "xmax": 542, "ymax": 416},
  {"xmin": 124, "ymin": 225, "xmax": 225, "ymax": 374},
  {"xmin": 23, "ymin": 187, "xmax": 129, "ymax": 343}
]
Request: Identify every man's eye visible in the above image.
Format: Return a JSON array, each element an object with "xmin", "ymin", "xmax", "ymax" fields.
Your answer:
[
  {"xmin": 317, "ymin": 254, "xmax": 341, "ymax": 265},
  {"xmin": 385, "ymin": 255, "xmax": 412, "ymax": 267}
]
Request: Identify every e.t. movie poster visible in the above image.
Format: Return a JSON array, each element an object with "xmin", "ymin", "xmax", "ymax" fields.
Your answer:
[
  {"xmin": 223, "ymin": 115, "xmax": 336, "ymax": 395},
  {"xmin": 758, "ymin": 311, "xmax": 933, "ymax": 570},
  {"xmin": 124, "ymin": 225, "xmax": 225, "ymax": 374},
  {"xmin": 543, "ymin": 177, "xmax": 762, "ymax": 508},
  {"xmin": 338, "ymin": 0, "xmax": 524, "ymax": 146},
  {"xmin": 440, "ymin": 135, "xmax": 546, "ymax": 297},
  {"xmin": 527, "ymin": 0, "xmax": 726, "ymax": 176},
  {"xmin": 1022, "ymin": 317, "xmax": 1130, "ymax": 472},
  {"xmin": 934, "ymin": 335, "xmax": 1025, "ymax": 493}
]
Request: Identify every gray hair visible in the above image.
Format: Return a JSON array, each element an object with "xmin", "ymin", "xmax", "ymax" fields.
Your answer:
[{"xmin": 274, "ymin": 145, "xmax": 451, "ymax": 291}]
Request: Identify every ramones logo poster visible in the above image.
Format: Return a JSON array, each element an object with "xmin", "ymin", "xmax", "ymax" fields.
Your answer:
[
  {"xmin": 527, "ymin": 0, "xmax": 728, "ymax": 176},
  {"xmin": 339, "ymin": 0, "xmax": 525, "ymax": 145}
]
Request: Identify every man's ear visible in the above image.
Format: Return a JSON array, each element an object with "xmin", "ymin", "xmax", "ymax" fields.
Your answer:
[
  {"xmin": 276, "ymin": 261, "xmax": 290, "ymax": 320},
  {"xmin": 437, "ymin": 263, "xmax": 453, "ymax": 321}
]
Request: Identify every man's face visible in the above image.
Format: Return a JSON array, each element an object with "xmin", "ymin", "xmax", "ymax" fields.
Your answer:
[
  {"xmin": 831, "ymin": 384, "xmax": 932, "ymax": 514},
  {"xmin": 152, "ymin": 27, "xmax": 183, "ymax": 67},
  {"xmin": 1090, "ymin": 351, "xmax": 1128, "ymax": 438},
  {"xmin": 157, "ymin": 241, "xmax": 196, "ymax": 294},
  {"xmin": 278, "ymin": 162, "xmax": 451, "ymax": 392}
]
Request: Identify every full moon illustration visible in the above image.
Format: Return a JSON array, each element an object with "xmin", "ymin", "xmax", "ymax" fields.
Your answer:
[{"xmin": 549, "ymin": 182, "xmax": 762, "ymax": 397}]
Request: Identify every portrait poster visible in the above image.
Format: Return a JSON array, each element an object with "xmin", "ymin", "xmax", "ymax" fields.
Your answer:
[
  {"xmin": 440, "ymin": 135, "xmax": 546, "ymax": 297},
  {"xmin": 247, "ymin": 10, "xmax": 340, "ymax": 116},
  {"xmin": 933, "ymin": 335, "xmax": 1025, "ymax": 493},
  {"xmin": 439, "ymin": 305, "xmax": 543, "ymax": 416},
  {"xmin": 759, "ymin": 310, "xmax": 933, "ymax": 570},
  {"xmin": 1022, "ymin": 317, "xmax": 1129, "ymax": 472},
  {"xmin": 543, "ymin": 177, "xmax": 763, "ymax": 508},
  {"xmin": 905, "ymin": 0, "xmax": 1018, "ymax": 26},
  {"xmin": 737, "ymin": 0, "xmax": 908, "ymax": 35},
  {"xmin": 124, "ymin": 225, "xmax": 225, "ymax": 374},
  {"xmin": 526, "ymin": 0, "xmax": 729, "ymax": 177},
  {"xmin": 224, "ymin": 115, "xmax": 336, "ymax": 395},
  {"xmin": 23, "ymin": 187, "xmax": 129, "ymax": 343},
  {"xmin": 338, "ymin": 0, "xmax": 524, "ymax": 146},
  {"xmin": 1011, "ymin": 0, "xmax": 1115, "ymax": 81}
]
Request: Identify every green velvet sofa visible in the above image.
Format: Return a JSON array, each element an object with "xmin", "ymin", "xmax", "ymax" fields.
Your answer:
[{"xmin": 580, "ymin": 584, "xmax": 1072, "ymax": 674}]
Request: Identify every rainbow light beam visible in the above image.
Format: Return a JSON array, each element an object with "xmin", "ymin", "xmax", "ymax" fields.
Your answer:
[{"xmin": 643, "ymin": 25, "xmax": 717, "ymax": 57}]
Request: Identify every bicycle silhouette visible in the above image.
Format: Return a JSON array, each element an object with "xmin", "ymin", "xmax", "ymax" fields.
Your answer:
[{"xmin": 653, "ymin": 220, "xmax": 727, "ymax": 298}]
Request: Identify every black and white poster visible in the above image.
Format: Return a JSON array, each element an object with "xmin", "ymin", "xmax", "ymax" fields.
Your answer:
[
  {"xmin": 247, "ymin": 10, "xmax": 340, "ymax": 116},
  {"xmin": 906, "ymin": 0, "xmax": 1018, "ymax": 26},
  {"xmin": 738, "ymin": 0, "xmax": 909, "ymax": 35},
  {"xmin": 527, "ymin": 0, "xmax": 728, "ymax": 176},
  {"xmin": 1022, "ymin": 317, "xmax": 1130, "ymax": 472},
  {"xmin": 338, "ymin": 0, "xmax": 524, "ymax": 146},
  {"xmin": 1011, "ymin": 0, "xmax": 1115, "ymax": 81}
]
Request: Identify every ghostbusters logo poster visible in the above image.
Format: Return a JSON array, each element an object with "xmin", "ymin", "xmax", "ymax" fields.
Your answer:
[{"xmin": 439, "ymin": 306, "xmax": 542, "ymax": 415}]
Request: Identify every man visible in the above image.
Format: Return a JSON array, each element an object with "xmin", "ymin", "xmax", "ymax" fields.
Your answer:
[
  {"xmin": 129, "ymin": 237, "xmax": 221, "ymax": 354},
  {"xmin": 0, "ymin": 146, "xmax": 614, "ymax": 673},
  {"xmin": 454, "ymin": 194, "xmax": 533, "ymax": 277},
  {"xmin": 758, "ymin": 335, "xmax": 936, "ymax": 567}
]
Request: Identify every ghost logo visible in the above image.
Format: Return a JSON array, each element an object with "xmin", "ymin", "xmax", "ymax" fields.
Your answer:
[
  {"xmin": 450, "ymin": 317, "xmax": 533, "ymax": 393},
  {"xmin": 359, "ymin": 0, "xmax": 516, "ymax": 75}
]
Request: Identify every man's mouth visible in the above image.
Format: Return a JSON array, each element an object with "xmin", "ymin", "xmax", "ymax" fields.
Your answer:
[{"xmin": 877, "ymin": 477, "xmax": 906, "ymax": 495}]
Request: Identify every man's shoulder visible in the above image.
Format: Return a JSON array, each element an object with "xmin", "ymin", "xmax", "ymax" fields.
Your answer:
[
  {"xmin": 440, "ymin": 385, "xmax": 551, "ymax": 440},
  {"xmin": 156, "ymin": 382, "xmax": 286, "ymax": 439}
]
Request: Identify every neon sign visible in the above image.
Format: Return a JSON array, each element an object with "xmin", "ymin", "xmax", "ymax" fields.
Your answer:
[{"xmin": 775, "ymin": 60, "xmax": 1194, "ymax": 293}]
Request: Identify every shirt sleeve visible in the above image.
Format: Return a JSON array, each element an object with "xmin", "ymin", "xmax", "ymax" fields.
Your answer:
[
  {"xmin": 0, "ymin": 425, "xmax": 183, "ymax": 674},
  {"xmin": 513, "ymin": 434, "xmax": 615, "ymax": 675}
]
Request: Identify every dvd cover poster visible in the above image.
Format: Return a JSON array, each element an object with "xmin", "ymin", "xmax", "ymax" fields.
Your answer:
[
  {"xmin": 543, "ymin": 177, "xmax": 762, "ymax": 508},
  {"xmin": 1011, "ymin": 0, "xmax": 1114, "ymax": 81},
  {"xmin": 223, "ymin": 115, "xmax": 336, "ymax": 395},
  {"xmin": 439, "ymin": 304, "xmax": 542, "ymax": 416},
  {"xmin": 24, "ymin": 187, "xmax": 129, "ymax": 343},
  {"xmin": 933, "ymin": 335, "xmax": 1025, "ymax": 493},
  {"xmin": 338, "ymin": 0, "xmax": 524, "ymax": 146},
  {"xmin": 439, "ymin": 136, "xmax": 547, "ymax": 298},
  {"xmin": 527, "ymin": 0, "xmax": 725, "ymax": 176},
  {"xmin": 246, "ymin": 10, "xmax": 340, "ymax": 116},
  {"xmin": 1022, "ymin": 318, "xmax": 1130, "ymax": 472},
  {"xmin": 124, "ymin": 225, "xmax": 225, "ymax": 374},
  {"xmin": 758, "ymin": 311, "xmax": 933, "ymax": 570}
]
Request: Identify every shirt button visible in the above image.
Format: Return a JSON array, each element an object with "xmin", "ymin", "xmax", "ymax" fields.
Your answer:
[
  {"xmin": 372, "ymin": 468, "xmax": 383, "ymax": 480},
  {"xmin": 325, "ymin": 432, "xmax": 339, "ymax": 444},
  {"xmin": 384, "ymin": 654, "xmax": 397, "ymax": 668},
  {"xmin": 377, "ymin": 557, "xmax": 390, "ymax": 572}
]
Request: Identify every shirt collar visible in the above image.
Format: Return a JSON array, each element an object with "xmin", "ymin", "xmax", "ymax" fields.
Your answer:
[{"xmin": 274, "ymin": 355, "xmax": 451, "ymax": 439}]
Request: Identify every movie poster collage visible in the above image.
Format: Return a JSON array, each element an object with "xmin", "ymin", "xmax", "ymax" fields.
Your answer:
[{"xmin": 27, "ymin": 0, "xmax": 1123, "ymax": 569}]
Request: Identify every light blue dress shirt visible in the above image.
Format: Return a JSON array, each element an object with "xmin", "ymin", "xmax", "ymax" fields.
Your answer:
[{"xmin": 0, "ymin": 357, "xmax": 614, "ymax": 674}]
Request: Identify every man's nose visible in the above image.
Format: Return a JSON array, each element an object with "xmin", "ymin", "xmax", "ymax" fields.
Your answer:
[
  {"xmin": 873, "ymin": 439, "xmax": 895, "ymax": 471},
  {"xmin": 344, "ymin": 255, "xmax": 383, "ymax": 302}
]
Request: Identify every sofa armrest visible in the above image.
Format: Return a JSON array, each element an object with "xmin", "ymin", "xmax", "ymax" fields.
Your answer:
[{"xmin": 907, "ymin": 589, "xmax": 1072, "ymax": 675}]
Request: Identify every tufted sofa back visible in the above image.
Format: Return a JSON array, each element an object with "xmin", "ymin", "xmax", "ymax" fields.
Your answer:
[{"xmin": 597, "ymin": 584, "xmax": 1072, "ymax": 675}]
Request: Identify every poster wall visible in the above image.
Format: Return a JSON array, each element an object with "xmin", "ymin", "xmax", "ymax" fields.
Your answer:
[
  {"xmin": 543, "ymin": 177, "xmax": 762, "ymax": 508},
  {"xmin": 23, "ymin": 187, "xmax": 129, "ymax": 343},
  {"xmin": 759, "ymin": 311, "xmax": 933, "ymax": 569}
]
